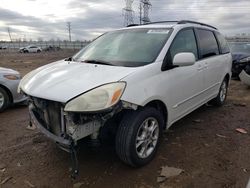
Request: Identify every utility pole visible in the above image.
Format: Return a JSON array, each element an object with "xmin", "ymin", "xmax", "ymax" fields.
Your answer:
[
  {"xmin": 7, "ymin": 27, "xmax": 12, "ymax": 42},
  {"xmin": 123, "ymin": 0, "xmax": 134, "ymax": 26},
  {"xmin": 140, "ymin": 0, "xmax": 152, "ymax": 24},
  {"xmin": 67, "ymin": 22, "xmax": 71, "ymax": 42}
]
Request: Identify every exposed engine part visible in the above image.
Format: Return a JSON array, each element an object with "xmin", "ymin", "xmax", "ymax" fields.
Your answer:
[{"xmin": 66, "ymin": 118, "xmax": 102, "ymax": 141}]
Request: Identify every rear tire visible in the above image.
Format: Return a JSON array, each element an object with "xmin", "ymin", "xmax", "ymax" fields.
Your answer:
[
  {"xmin": 0, "ymin": 87, "xmax": 10, "ymax": 112},
  {"xmin": 211, "ymin": 78, "xmax": 228, "ymax": 106},
  {"xmin": 115, "ymin": 107, "xmax": 164, "ymax": 167}
]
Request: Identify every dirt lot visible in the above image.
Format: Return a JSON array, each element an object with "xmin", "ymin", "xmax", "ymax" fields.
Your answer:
[{"xmin": 0, "ymin": 51, "xmax": 250, "ymax": 188}]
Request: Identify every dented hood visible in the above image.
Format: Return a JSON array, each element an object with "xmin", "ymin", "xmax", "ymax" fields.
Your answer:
[{"xmin": 19, "ymin": 60, "xmax": 137, "ymax": 103}]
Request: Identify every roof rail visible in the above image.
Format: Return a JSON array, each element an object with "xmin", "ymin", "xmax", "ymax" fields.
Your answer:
[
  {"xmin": 143, "ymin": 21, "xmax": 179, "ymax": 25},
  {"xmin": 177, "ymin": 20, "xmax": 217, "ymax": 30},
  {"xmin": 127, "ymin": 24, "xmax": 140, "ymax": 27},
  {"xmin": 126, "ymin": 20, "xmax": 217, "ymax": 30}
]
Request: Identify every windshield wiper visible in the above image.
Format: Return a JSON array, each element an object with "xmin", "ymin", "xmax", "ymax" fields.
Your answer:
[{"xmin": 82, "ymin": 59, "xmax": 114, "ymax": 66}]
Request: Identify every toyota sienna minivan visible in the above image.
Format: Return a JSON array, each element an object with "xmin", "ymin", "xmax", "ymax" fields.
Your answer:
[{"xmin": 19, "ymin": 20, "xmax": 232, "ymax": 173}]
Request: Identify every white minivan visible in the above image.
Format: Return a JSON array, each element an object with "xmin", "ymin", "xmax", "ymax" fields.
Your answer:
[{"xmin": 19, "ymin": 20, "xmax": 232, "ymax": 171}]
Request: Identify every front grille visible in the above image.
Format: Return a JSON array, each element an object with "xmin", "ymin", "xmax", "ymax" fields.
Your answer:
[{"xmin": 31, "ymin": 97, "xmax": 62, "ymax": 136}]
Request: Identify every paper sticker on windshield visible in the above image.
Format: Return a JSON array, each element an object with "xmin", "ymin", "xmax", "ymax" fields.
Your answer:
[{"xmin": 147, "ymin": 30, "xmax": 169, "ymax": 34}]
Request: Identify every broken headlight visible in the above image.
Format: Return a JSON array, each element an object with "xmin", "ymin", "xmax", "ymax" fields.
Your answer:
[{"xmin": 64, "ymin": 82, "xmax": 126, "ymax": 112}]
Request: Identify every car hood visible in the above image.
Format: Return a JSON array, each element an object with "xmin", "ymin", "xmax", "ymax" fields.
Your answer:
[
  {"xmin": 232, "ymin": 53, "xmax": 250, "ymax": 62},
  {"xmin": 0, "ymin": 67, "xmax": 19, "ymax": 75},
  {"xmin": 20, "ymin": 60, "xmax": 138, "ymax": 103}
]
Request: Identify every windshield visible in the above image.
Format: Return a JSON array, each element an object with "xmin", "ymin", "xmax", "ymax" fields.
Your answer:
[
  {"xmin": 73, "ymin": 28, "xmax": 171, "ymax": 67},
  {"xmin": 229, "ymin": 42, "xmax": 250, "ymax": 54}
]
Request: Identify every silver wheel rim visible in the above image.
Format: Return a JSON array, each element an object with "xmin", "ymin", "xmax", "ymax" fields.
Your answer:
[
  {"xmin": 135, "ymin": 117, "xmax": 159, "ymax": 159},
  {"xmin": 0, "ymin": 92, "xmax": 4, "ymax": 108},
  {"xmin": 220, "ymin": 81, "xmax": 227, "ymax": 102}
]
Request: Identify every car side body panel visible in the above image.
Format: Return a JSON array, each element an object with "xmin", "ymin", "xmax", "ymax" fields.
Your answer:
[
  {"xmin": 0, "ymin": 68, "xmax": 27, "ymax": 104},
  {"xmin": 121, "ymin": 25, "xmax": 232, "ymax": 128}
]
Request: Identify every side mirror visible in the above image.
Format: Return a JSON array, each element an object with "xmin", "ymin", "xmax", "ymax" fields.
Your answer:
[{"xmin": 173, "ymin": 52, "xmax": 196, "ymax": 67}]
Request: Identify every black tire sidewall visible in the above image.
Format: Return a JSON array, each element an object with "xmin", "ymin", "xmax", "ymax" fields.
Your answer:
[
  {"xmin": 0, "ymin": 87, "xmax": 9, "ymax": 112},
  {"xmin": 218, "ymin": 79, "xmax": 228, "ymax": 104},
  {"xmin": 212, "ymin": 78, "xmax": 228, "ymax": 106},
  {"xmin": 116, "ymin": 107, "xmax": 164, "ymax": 167}
]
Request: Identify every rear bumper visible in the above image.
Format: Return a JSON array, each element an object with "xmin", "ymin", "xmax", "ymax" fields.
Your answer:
[{"xmin": 29, "ymin": 106, "xmax": 71, "ymax": 148}]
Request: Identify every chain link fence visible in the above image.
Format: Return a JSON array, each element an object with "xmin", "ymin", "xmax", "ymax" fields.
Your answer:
[{"xmin": 0, "ymin": 41, "xmax": 90, "ymax": 51}]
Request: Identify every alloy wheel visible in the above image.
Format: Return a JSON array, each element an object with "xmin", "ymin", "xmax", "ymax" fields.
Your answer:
[{"xmin": 135, "ymin": 117, "xmax": 159, "ymax": 159}]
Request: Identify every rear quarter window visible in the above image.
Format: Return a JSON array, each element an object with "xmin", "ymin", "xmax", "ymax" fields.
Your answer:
[
  {"xmin": 196, "ymin": 29, "xmax": 219, "ymax": 58},
  {"xmin": 215, "ymin": 32, "xmax": 230, "ymax": 54}
]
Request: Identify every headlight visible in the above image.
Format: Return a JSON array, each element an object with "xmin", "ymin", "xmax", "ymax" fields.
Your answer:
[
  {"xmin": 239, "ymin": 57, "xmax": 250, "ymax": 63},
  {"xmin": 4, "ymin": 74, "xmax": 21, "ymax": 80},
  {"xmin": 64, "ymin": 82, "xmax": 126, "ymax": 112}
]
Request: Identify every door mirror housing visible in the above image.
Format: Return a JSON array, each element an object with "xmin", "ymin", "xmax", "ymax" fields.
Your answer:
[{"xmin": 173, "ymin": 52, "xmax": 196, "ymax": 67}]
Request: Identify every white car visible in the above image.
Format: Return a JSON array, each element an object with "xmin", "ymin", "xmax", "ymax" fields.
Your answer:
[
  {"xmin": 19, "ymin": 20, "xmax": 232, "ymax": 171},
  {"xmin": 0, "ymin": 67, "xmax": 26, "ymax": 112},
  {"xmin": 19, "ymin": 45, "xmax": 42, "ymax": 53}
]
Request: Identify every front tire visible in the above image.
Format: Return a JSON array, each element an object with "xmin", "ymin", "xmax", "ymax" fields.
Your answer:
[
  {"xmin": 211, "ymin": 78, "xmax": 228, "ymax": 106},
  {"xmin": 115, "ymin": 107, "xmax": 164, "ymax": 167},
  {"xmin": 0, "ymin": 87, "xmax": 10, "ymax": 112}
]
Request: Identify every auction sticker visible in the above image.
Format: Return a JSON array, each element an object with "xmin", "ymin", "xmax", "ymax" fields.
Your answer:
[{"xmin": 147, "ymin": 30, "xmax": 169, "ymax": 34}]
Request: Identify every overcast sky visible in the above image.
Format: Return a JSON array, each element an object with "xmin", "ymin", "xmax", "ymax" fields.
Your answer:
[{"xmin": 0, "ymin": 0, "xmax": 250, "ymax": 41}]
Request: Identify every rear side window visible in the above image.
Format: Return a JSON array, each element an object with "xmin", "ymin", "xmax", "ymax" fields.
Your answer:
[
  {"xmin": 215, "ymin": 32, "xmax": 230, "ymax": 54},
  {"xmin": 196, "ymin": 29, "xmax": 219, "ymax": 58},
  {"xmin": 169, "ymin": 29, "xmax": 198, "ymax": 60}
]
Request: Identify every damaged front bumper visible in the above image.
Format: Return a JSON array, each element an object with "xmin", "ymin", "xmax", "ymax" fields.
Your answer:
[
  {"xmin": 27, "ymin": 96, "xmax": 137, "ymax": 178},
  {"xmin": 28, "ymin": 97, "xmax": 123, "ymax": 178},
  {"xmin": 29, "ymin": 105, "xmax": 72, "ymax": 147},
  {"xmin": 28, "ymin": 97, "xmax": 124, "ymax": 151}
]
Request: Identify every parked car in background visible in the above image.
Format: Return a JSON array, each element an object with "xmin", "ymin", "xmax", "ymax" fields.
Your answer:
[
  {"xmin": 0, "ymin": 68, "xmax": 27, "ymax": 112},
  {"xmin": 229, "ymin": 42, "xmax": 250, "ymax": 78},
  {"xmin": 43, "ymin": 46, "xmax": 61, "ymax": 52},
  {"xmin": 19, "ymin": 45, "xmax": 42, "ymax": 53},
  {"xmin": 19, "ymin": 20, "xmax": 232, "ymax": 173},
  {"xmin": 0, "ymin": 46, "xmax": 7, "ymax": 50}
]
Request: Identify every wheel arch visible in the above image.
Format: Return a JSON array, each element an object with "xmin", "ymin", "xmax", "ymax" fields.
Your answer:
[
  {"xmin": 0, "ymin": 84, "xmax": 13, "ymax": 103},
  {"xmin": 144, "ymin": 100, "xmax": 168, "ymax": 129},
  {"xmin": 224, "ymin": 73, "xmax": 230, "ymax": 85}
]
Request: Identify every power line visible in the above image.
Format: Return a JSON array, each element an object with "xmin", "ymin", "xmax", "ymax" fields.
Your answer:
[
  {"xmin": 139, "ymin": 2, "xmax": 142, "ymax": 25},
  {"xmin": 123, "ymin": 0, "xmax": 134, "ymax": 26},
  {"xmin": 67, "ymin": 22, "xmax": 72, "ymax": 42},
  {"xmin": 140, "ymin": 0, "xmax": 152, "ymax": 24}
]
